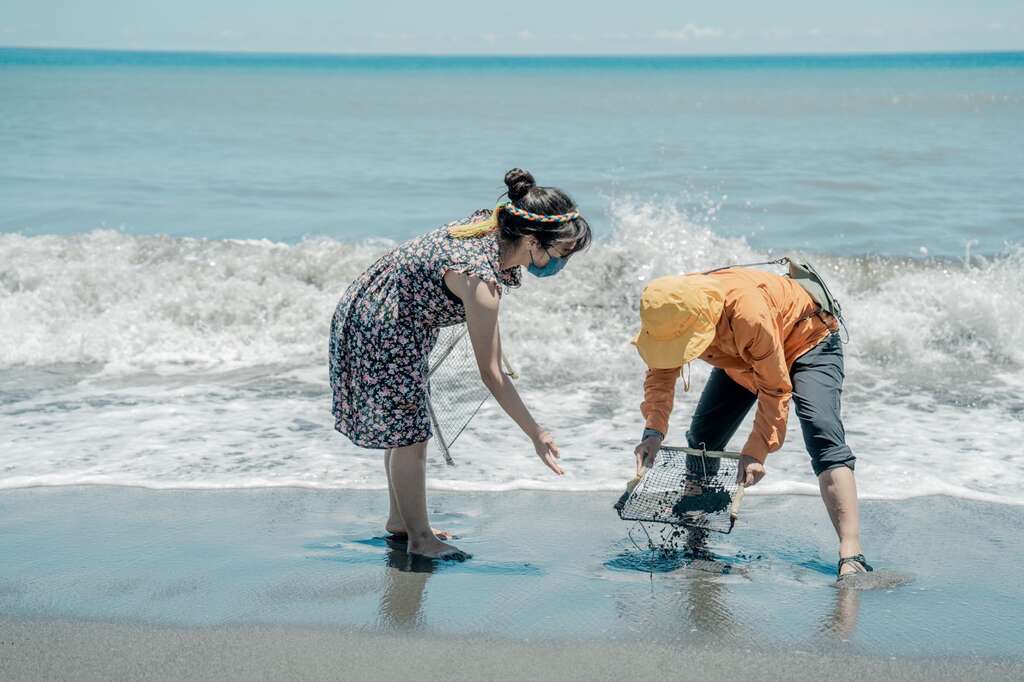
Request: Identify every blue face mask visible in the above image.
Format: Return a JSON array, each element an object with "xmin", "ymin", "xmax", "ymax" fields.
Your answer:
[{"xmin": 527, "ymin": 248, "xmax": 568, "ymax": 278}]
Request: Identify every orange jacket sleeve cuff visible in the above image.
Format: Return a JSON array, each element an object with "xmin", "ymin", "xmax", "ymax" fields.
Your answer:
[{"xmin": 740, "ymin": 436, "xmax": 769, "ymax": 463}]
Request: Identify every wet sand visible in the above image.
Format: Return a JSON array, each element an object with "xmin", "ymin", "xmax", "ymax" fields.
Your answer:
[
  {"xmin": 1, "ymin": 486, "xmax": 1022, "ymax": 680},
  {"xmin": 3, "ymin": 617, "xmax": 1022, "ymax": 682}
]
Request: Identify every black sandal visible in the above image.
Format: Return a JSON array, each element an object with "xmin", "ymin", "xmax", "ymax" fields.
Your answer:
[{"xmin": 837, "ymin": 554, "xmax": 874, "ymax": 578}]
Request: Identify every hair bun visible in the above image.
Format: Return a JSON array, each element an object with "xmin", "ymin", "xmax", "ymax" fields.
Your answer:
[{"xmin": 504, "ymin": 168, "xmax": 536, "ymax": 202}]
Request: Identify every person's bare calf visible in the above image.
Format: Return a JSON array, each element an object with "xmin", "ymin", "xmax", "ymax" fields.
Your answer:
[
  {"xmin": 388, "ymin": 443, "xmax": 470, "ymax": 560},
  {"xmin": 818, "ymin": 466, "xmax": 866, "ymax": 576},
  {"xmin": 383, "ymin": 449, "xmax": 451, "ymax": 540}
]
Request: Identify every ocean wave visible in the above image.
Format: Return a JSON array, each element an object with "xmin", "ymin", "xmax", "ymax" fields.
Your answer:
[
  {"xmin": 1, "ymin": 476, "xmax": 1020, "ymax": 506},
  {"xmin": 2, "ymin": 201, "xmax": 1020, "ymax": 384},
  {"xmin": 2, "ymin": 202, "xmax": 1022, "ymax": 504},
  {"xmin": 0, "ymin": 230, "xmax": 379, "ymax": 370}
]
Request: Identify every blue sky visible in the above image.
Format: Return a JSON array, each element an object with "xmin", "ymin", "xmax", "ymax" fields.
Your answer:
[{"xmin": 2, "ymin": 1, "xmax": 1022, "ymax": 54}]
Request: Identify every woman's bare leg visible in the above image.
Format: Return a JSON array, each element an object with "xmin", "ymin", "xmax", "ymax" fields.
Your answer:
[
  {"xmin": 388, "ymin": 441, "xmax": 468, "ymax": 559},
  {"xmin": 384, "ymin": 448, "xmax": 451, "ymax": 539},
  {"xmin": 818, "ymin": 466, "xmax": 864, "ymax": 576},
  {"xmin": 384, "ymin": 449, "xmax": 404, "ymax": 534}
]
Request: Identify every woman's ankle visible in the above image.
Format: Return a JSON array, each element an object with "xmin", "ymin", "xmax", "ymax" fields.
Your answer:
[{"xmin": 406, "ymin": 527, "xmax": 440, "ymax": 548}]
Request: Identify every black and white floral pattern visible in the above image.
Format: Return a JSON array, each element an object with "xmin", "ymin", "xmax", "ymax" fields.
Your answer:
[{"xmin": 328, "ymin": 210, "xmax": 520, "ymax": 449}]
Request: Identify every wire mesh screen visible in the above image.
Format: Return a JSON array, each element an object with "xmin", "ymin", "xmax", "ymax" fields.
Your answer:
[
  {"xmin": 427, "ymin": 324, "xmax": 512, "ymax": 466},
  {"xmin": 615, "ymin": 446, "xmax": 744, "ymax": 534}
]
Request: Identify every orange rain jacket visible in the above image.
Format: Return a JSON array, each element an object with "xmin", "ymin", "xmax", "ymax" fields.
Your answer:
[{"xmin": 640, "ymin": 268, "xmax": 837, "ymax": 462}]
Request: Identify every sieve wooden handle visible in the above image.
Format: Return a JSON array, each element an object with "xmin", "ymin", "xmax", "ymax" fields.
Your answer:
[
  {"xmin": 730, "ymin": 483, "xmax": 746, "ymax": 519},
  {"xmin": 626, "ymin": 467, "xmax": 645, "ymax": 492},
  {"xmin": 661, "ymin": 445, "xmax": 744, "ymax": 461}
]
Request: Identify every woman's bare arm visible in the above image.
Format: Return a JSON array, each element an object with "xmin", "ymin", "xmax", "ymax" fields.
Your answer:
[{"xmin": 443, "ymin": 270, "xmax": 563, "ymax": 475}]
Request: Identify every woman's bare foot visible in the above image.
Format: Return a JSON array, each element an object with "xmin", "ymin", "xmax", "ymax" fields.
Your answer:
[
  {"xmin": 385, "ymin": 524, "xmax": 452, "ymax": 540},
  {"xmin": 406, "ymin": 532, "xmax": 471, "ymax": 561}
]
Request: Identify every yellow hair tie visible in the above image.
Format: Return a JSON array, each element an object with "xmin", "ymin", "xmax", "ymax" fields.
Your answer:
[{"xmin": 448, "ymin": 202, "xmax": 506, "ymax": 239}]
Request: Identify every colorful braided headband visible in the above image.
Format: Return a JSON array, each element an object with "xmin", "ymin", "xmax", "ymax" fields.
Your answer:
[{"xmin": 500, "ymin": 203, "xmax": 580, "ymax": 223}]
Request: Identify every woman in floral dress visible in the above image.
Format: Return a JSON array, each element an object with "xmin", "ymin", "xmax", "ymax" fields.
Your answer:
[{"xmin": 329, "ymin": 169, "xmax": 591, "ymax": 559}]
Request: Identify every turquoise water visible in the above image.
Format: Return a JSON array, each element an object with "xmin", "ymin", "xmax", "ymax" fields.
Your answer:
[
  {"xmin": 2, "ymin": 48, "xmax": 1022, "ymax": 255},
  {"xmin": 2, "ymin": 48, "xmax": 1023, "ymax": 499}
]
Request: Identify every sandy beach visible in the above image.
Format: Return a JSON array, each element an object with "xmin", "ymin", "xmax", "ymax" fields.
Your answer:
[
  {"xmin": 3, "ymin": 618, "xmax": 1022, "ymax": 681},
  {"xmin": 2, "ymin": 14, "xmax": 1023, "ymax": 680},
  {"xmin": 1, "ymin": 486, "xmax": 1022, "ymax": 680}
]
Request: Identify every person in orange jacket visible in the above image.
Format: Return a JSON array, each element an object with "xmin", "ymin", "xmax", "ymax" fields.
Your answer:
[{"xmin": 632, "ymin": 267, "xmax": 872, "ymax": 578}]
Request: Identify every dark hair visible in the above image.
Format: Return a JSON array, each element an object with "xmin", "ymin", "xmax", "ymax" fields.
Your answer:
[{"xmin": 498, "ymin": 168, "xmax": 592, "ymax": 256}]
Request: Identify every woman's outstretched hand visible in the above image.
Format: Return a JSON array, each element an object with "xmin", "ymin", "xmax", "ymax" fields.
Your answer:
[{"xmin": 532, "ymin": 431, "xmax": 564, "ymax": 475}]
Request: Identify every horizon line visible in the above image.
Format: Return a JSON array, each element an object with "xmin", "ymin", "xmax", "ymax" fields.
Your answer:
[{"xmin": 2, "ymin": 44, "xmax": 1023, "ymax": 60}]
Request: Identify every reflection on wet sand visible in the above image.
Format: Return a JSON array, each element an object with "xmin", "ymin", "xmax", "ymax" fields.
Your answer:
[
  {"xmin": 609, "ymin": 564, "xmax": 739, "ymax": 640},
  {"xmin": 608, "ymin": 523, "xmax": 872, "ymax": 645},
  {"xmin": 685, "ymin": 573, "xmax": 738, "ymax": 638},
  {"xmin": 680, "ymin": 528, "xmax": 738, "ymax": 637},
  {"xmin": 822, "ymin": 585, "xmax": 860, "ymax": 641},
  {"xmin": 377, "ymin": 538, "xmax": 434, "ymax": 630},
  {"xmin": 609, "ymin": 526, "xmax": 740, "ymax": 640},
  {"xmin": 820, "ymin": 569, "xmax": 915, "ymax": 641}
]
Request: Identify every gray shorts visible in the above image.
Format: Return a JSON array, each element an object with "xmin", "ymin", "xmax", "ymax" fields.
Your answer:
[{"xmin": 685, "ymin": 332, "xmax": 855, "ymax": 477}]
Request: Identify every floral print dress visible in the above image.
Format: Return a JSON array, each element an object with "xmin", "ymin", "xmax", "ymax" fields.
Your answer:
[{"xmin": 329, "ymin": 209, "xmax": 521, "ymax": 449}]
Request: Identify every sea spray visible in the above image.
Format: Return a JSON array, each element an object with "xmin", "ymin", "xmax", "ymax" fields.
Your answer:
[
  {"xmin": 1, "ymin": 207, "xmax": 1022, "ymax": 499},
  {"xmin": 3, "ymin": 207, "xmax": 1020, "ymax": 382}
]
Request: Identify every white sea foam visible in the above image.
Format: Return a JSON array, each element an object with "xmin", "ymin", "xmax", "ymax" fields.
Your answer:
[{"xmin": 2, "ymin": 203, "xmax": 1022, "ymax": 503}]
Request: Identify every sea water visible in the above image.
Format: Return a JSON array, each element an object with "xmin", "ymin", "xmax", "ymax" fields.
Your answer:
[{"xmin": 1, "ymin": 49, "xmax": 1022, "ymax": 501}]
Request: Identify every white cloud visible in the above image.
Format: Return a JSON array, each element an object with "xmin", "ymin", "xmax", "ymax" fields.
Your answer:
[
  {"xmin": 761, "ymin": 27, "xmax": 793, "ymax": 41},
  {"xmin": 481, "ymin": 32, "xmax": 497, "ymax": 44},
  {"xmin": 517, "ymin": 30, "xmax": 533, "ymax": 42},
  {"xmin": 373, "ymin": 32, "xmax": 414, "ymax": 42},
  {"xmin": 655, "ymin": 23, "xmax": 723, "ymax": 42},
  {"xmin": 988, "ymin": 22, "xmax": 1003, "ymax": 32}
]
